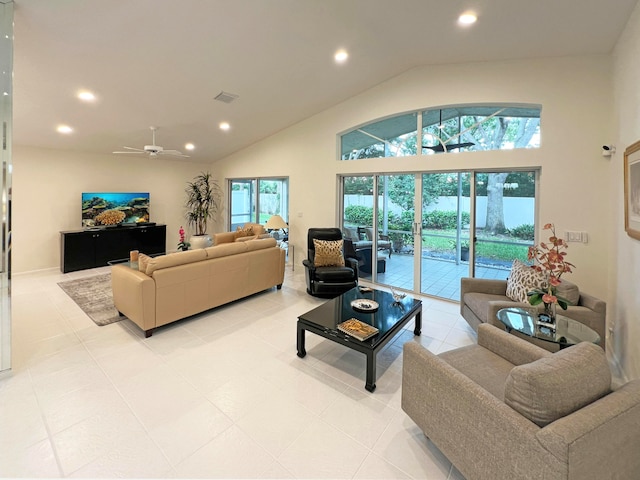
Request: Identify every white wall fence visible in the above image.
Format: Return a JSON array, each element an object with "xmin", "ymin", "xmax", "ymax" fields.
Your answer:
[{"xmin": 344, "ymin": 195, "xmax": 535, "ymax": 229}]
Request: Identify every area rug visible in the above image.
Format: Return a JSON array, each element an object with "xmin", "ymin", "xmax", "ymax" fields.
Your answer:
[{"xmin": 57, "ymin": 273, "xmax": 123, "ymax": 326}]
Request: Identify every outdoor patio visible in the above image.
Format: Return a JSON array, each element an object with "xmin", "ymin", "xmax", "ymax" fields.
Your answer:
[{"xmin": 358, "ymin": 251, "xmax": 511, "ymax": 301}]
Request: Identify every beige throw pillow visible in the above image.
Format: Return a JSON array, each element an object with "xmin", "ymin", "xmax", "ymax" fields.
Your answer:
[
  {"xmin": 138, "ymin": 253, "xmax": 151, "ymax": 275},
  {"xmin": 506, "ymin": 259, "xmax": 546, "ymax": 303},
  {"xmin": 504, "ymin": 342, "xmax": 611, "ymax": 427},
  {"xmin": 313, "ymin": 239, "xmax": 345, "ymax": 267}
]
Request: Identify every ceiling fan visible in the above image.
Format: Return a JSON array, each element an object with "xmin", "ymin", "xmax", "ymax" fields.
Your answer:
[
  {"xmin": 422, "ymin": 142, "xmax": 475, "ymax": 153},
  {"xmin": 113, "ymin": 126, "xmax": 190, "ymax": 158}
]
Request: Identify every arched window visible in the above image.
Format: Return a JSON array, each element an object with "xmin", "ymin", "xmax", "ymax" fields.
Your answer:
[{"xmin": 340, "ymin": 104, "xmax": 541, "ymax": 160}]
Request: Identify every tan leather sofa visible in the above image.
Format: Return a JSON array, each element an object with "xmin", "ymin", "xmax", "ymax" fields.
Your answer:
[
  {"xmin": 402, "ymin": 324, "xmax": 640, "ymax": 480},
  {"xmin": 111, "ymin": 236, "xmax": 284, "ymax": 337}
]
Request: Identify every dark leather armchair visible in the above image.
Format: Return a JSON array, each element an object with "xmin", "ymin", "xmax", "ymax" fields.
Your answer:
[{"xmin": 303, "ymin": 228, "xmax": 358, "ymax": 297}]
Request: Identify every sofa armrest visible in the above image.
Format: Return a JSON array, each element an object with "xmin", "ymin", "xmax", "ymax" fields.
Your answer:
[
  {"xmin": 477, "ymin": 323, "xmax": 551, "ymax": 365},
  {"xmin": 213, "ymin": 231, "xmax": 236, "ymax": 245},
  {"xmin": 402, "ymin": 342, "xmax": 557, "ymax": 478},
  {"xmin": 111, "ymin": 264, "xmax": 156, "ymax": 334},
  {"xmin": 461, "ymin": 277, "xmax": 508, "ymax": 297},
  {"xmin": 345, "ymin": 257, "xmax": 359, "ymax": 280},
  {"xmin": 536, "ymin": 380, "xmax": 640, "ymax": 478},
  {"xmin": 577, "ymin": 291, "xmax": 606, "ymax": 315}
]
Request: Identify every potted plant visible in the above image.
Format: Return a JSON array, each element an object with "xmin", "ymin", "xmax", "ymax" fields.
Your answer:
[
  {"xmin": 527, "ymin": 223, "xmax": 576, "ymax": 323},
  {"xmin": 185, "ymin": 172, "xmax": 221, "ymax": 249},
  {"xmin": 449, "ymin": 239, "xmax": 470, "ymax": 261}
]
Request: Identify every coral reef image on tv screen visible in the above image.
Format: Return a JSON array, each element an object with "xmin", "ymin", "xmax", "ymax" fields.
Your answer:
[{"xmin": 82, "ymin": 192, "xmax": 150, "ymax": 227}]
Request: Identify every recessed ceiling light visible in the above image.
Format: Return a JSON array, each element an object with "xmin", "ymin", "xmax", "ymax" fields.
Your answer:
[
  {"xmin": 185, "ymin": 143, "xmax": 195, "ymax": 151},
  {"xmin": 219, "ymin": 122, "xmax": 230, "ymax": 131},
  {"xmin": 77, "ymin": 90, "xmax": 96, "ymax": 102},
  {"xmin": 334, "ymin": 49, "xmax": 349, "ymax": 63},
  {"xmin": 458, "ymin": 12, "xmax": 477, "ymax": 25},
  {"xmin": 57, "ymin": 125, "xmax": 73, "ymax": 134}
]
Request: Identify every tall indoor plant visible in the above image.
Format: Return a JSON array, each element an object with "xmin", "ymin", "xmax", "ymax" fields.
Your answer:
[{"xmin": 185, "ymin": 172, "xmax": 221, "ymax": 248}]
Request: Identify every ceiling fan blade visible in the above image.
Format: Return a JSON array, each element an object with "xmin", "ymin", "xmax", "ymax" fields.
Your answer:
[
  {"xmin": 161, "ymin": 150, "xmax": 190, "ymax": 157},
  {"xmin": 122, "ymin": 146, "xmax": 144, "ymax": 151},
  {"xmin": 113, "ymin": 151, "xmax": 144, "ymax": 154},
  {"xmin": 422, "ymin": 141, "xmax": 475, "ymax": 152}
]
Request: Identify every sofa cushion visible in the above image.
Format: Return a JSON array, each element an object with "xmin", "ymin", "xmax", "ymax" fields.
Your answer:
[
  {"xmin": 315, "ymin": 266, "xmax": 355, "ymax": 281},
  {"xmin": 146, "ymin": 249, "xmax": 207, "ymax": 275},
  {"xmin": 235, "ymin": 233, "xmax": 272, "ymax": 242},
  {"xmin": 506, "ymin": 259, "xmax": 546, "ymax": 303},
  {"xmin": 464, "ymin": 292, "xmax": 511, "ymax": 323},
  {"xmin": 313, "ymin": 239, "xmax": 345, "ymax": 267},
  {"xmin": 138, "ymin": 253, "xmax": 152, "ymax": 274},
  {"xmin": 235, "ymin": 234, "xmax": 258, "ymax": 242},
  {"xmin": 343, "ymin": 226, "xmax": 359, "ymax": 241},
  {"xmin": 555, "ymin": 279, "xmax": 580, "ymax": 305},
  {"xmin": 205, "ymin": 242, "xmax": 248, "ymax": 259},
  {"xmin": 440, "ymin": 344, "xmax": 515, "ymax": 400},
  {"xmin": 504, "ymin": 342, "xmax": 611, "ymax": 427},
  {"xmin": 245, "ymin": 237, "xmax": 277, "ymax": 251}
]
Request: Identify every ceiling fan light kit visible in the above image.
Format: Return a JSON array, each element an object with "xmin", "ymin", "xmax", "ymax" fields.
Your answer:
[{"xmin": 113, "ymin": 126, "xmax": 190, "ymax": 158}]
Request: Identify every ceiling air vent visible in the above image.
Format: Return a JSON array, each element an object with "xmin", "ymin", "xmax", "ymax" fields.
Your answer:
[{"xmin": 214, "ymin": 91, "xmax": 239, "ymax": 104}]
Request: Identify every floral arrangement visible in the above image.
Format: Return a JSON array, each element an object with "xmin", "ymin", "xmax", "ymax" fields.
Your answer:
[
  {"xmin": 527, "ymin": 223, "xmax": 575, "ymax": 310},
  {"xmin": 177, "ymin": 226, "xmax": 190, "ymax": 251}
]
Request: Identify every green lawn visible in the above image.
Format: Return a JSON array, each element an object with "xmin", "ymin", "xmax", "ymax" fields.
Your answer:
[{"xmin": 421, "ymin": 229, "xmax": 530, "ymax": 263}]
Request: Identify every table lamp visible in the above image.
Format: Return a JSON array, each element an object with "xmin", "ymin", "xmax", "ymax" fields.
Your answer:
[{"xmin": 265, "ymin": 214, "xmax": 288, "ymax": 241}]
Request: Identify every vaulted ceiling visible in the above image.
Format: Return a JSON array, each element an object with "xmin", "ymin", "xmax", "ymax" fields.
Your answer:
[{"xmin": 11, "ymin": 0, "xmax": 638, "ymax": 163}]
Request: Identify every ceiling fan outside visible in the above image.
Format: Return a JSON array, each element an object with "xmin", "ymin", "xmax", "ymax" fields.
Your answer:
[{"xmin": 113, "ymin": 126, "xmax": 190, "ymax": 158}]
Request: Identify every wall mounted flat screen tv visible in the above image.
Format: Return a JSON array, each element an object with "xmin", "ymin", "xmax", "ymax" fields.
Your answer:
[{"xmin": 82, "ymin": 192, "xmax": 150, "ymax": 227}]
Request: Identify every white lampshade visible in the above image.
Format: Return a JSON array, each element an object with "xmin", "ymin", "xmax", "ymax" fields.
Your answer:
[{"xmin": 265, "ymin": 215, "xmax": 288, "ymax": 230}]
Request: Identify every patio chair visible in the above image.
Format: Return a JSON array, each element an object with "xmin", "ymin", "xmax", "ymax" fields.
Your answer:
[{"xmin": 360, "ymin": 227, "xmax": 392, "ymax": 257}]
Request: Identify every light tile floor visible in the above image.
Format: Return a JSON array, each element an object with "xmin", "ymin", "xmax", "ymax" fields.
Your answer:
[{"xmin": 1, "ymin": 265, "xmax": 477, "ymax": 479}]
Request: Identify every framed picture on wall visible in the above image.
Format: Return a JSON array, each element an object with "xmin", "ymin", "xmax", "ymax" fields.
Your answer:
[{"xmin": 624, "ymin": 140, "xmax": 640, "ymax": 240}]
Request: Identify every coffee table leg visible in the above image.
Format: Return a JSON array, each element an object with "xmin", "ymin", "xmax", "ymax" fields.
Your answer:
[
  {"xmin": 296, "ymin": 321, "xmax": 307, "ymax": 358},
  {"xmin": 365, "ymin": 351, "xmax": 376, "ymax": 392},
  {"xmin": 414, "ymin": 308, "xmax": 422, "ymax": 335}
]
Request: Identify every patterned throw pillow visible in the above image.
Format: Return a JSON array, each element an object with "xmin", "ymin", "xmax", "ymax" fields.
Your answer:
[
  {"xmin": 235, "ymin": 225, "xmax": 254, "ymax": 239},
  {"xmin": 313, "ymin": 239, "xmax": 345, "ymax": 267},
  {"xmin": 506, "ymin": 259, "xmax": 546, "ymax": 303}
]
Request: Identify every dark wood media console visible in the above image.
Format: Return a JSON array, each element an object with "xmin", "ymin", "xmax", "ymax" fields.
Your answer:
[{"xmin": 60, "ymin": 224, "xmax": 166, "ymax": 273}]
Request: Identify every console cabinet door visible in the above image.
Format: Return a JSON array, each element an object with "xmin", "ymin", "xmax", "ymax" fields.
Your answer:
[
  {"xmin": 61, "ymin": 231, "xmax": 97, "ymax": 272},
  {"xmin": 94, "ymin": 229, "xmax": 130, "ymax": 266},
  {"xmin": 131, "ymin": 226, "xmax": 166, "ymax": 255}
]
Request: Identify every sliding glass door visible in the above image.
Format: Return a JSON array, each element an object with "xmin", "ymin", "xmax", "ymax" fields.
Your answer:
[
  {"xmin": 420, "ymin": 172, "xmax": 471, "ymax": 299},
  {"xmin": 473, "ymin": 171, "xmax": 536, "ymax": 280},
  {"xmin": 340, "ymin": 169, "xmax": 537, "ymax": 302},
  {"xmin": 229, "ymin": 177, "xmax": 289, "ymax": 230}
]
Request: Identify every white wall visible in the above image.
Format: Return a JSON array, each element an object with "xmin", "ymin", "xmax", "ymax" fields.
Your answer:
[
  {"xmin": 612, "ymin": 4, "xmax": 640, "ymax": 381},
  {"xmin": 216, "ymin": 55, "xmax": 613, "ymax": 300},
  {"xmin": 12, "ymin": 146, "xmax": 206, "ymax": 273}
]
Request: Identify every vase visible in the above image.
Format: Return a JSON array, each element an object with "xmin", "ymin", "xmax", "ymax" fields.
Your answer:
[
  {"xmin": 542, "ymin": 301, "xmax": 557, "ymax": 324},
  {"xmin": 189, "ymin": 234, "xmax": 213, "ymax": 249}
]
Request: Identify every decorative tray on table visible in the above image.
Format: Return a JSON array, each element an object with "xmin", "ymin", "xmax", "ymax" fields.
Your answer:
[{"xmin": 350, "ymin": 299, "xmax": 379, "ymax": 312}]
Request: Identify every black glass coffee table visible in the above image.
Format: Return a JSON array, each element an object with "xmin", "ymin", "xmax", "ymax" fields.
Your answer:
[
  {"xmin": 496, "ymin": 307, "xmax": 601, "ymax": 349},
  {"xmin": 297, "ymin": 287, "xmax": 422, "ymax": 392}
]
